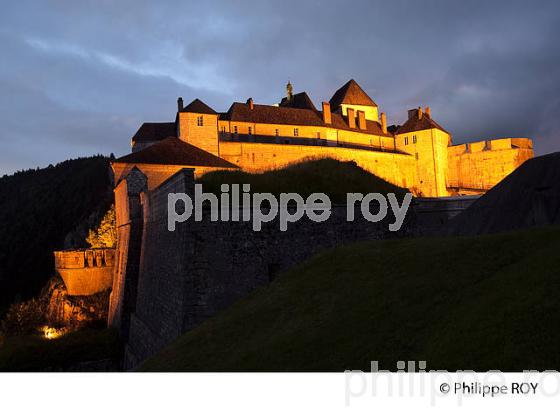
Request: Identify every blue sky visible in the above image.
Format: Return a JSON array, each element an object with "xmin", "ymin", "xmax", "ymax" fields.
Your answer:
[{"xmin": 1, "ymin": 0, "xmax": 559, "ymax": 175}]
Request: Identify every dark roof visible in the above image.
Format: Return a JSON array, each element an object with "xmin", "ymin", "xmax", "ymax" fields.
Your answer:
[
  {"xmin": 132, "ymin": 122, "xmax": 176, "ymax": 143},
  {"xmin": 329, "ymin": 79, "xmax": 378, "ymax": 109},
  {"xmin": 279, "ymin": 92, "xmax": 317, "ymax": 110},
  {"xmin": 395, "ymin": 110, "xmax": 449, "ymax": 134},
  {"xmin": 114, "ymin": 137, "xmax": 237, "ymax": 168},
  {"xmin": 219, "ymin": 102, "xmax": 392, "ymax": 137},
  {"xmin": 387, "ymin": 125, "xmax": 400, "ymax": 134},
  {"xmin": 181, "ymin": 98, "xmax": 217, "ymax": 114}
]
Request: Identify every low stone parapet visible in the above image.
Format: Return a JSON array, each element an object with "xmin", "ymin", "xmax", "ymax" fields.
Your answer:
[{"xmin": 53, "ymin": 249, "xmax": 115, "ymax": 296}]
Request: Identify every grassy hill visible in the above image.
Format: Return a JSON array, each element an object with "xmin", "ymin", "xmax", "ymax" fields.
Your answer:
[
  {"xmin": 0, "ymin": 156, "xmax": 113, "ymax": 312},
  {"xmin": 198, "ymin": 158, "xmax": 408, "ymax": 202},
  {"xmin": 141, "ymin": 225, "xmax": 560, "ymax": 372}
]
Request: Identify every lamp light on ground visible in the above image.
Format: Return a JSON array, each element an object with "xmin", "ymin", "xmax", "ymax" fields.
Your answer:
[{"xmin": 41, "ymin": 326, "xmax": 69, "ymax": 340}]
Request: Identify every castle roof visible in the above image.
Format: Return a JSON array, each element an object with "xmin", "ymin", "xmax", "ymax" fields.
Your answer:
[
  {"xmin": 395, "ymin": 109, "xmax": 449, "ymax": 135},
  {"xmin": 279, "ymin": 92, "xmax": 317, "ymax": 110},
  {"xmin": 220, "ymin": 102, "xmax": 391, "ymax": 136},
  {"xmin": 114, "ymin": 137, "xmax": 237, "ymax": 168},
  {"xmin": 181, "ymin": 98, "xmax": 217, "ymax": 115},
  {"xmin": 132, "ymin": 122, "xmax": 176, "ymax": 143},
  {"xmin": 329, "ymin": 79, "xmax": 378, "ymax": 109}
]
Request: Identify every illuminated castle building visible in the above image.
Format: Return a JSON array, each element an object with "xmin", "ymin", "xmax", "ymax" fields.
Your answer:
[
  {"xmin": 71, "ymin": 79, "xmax": 535, "ymax": 366},
  {"xmin": 113, "ymin": 79, "xmax": 533, "ymax": 197}
]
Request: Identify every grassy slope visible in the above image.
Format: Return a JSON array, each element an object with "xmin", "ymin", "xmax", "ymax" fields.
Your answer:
[
  {"xmin": 0, "ymin": 328, "xmax": 120, "ymax": 371},
  {"xmin": 198, "ymin": 158, "xmax": 408, "ymax": 202},
  {"xmin": 141, "ymin": 226, "xmax": 560, "ymax": 372}
]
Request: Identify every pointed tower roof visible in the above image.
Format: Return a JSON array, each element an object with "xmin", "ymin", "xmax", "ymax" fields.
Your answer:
[
  {"xmin": 181, "ymin": 98, "xmax": 217, "ymax": 114},
  {"xmin": 279, "ymin": 92, "xmax": 317, "ymax": 110},
  {"xmin": 329, "ymin": 79, "xmax": 378, "ymax": 109}
]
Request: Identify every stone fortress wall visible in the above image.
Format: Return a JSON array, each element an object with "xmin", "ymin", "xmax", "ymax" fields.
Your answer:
[
  {"xmin": 218, "ymin": 141, "xmax": 418, "ymax": 193},
  {"xmin": 447, "ymin": 138, "xmax": 534, "ymax": 192},
  {"xmin": 107, "ymin": 167, "xmax": 477, "ymax": 368}
]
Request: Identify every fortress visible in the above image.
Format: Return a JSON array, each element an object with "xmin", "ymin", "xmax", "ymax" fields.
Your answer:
[
  {"xmin": 55, "ymin": 79, "xmax": 535, "ymax": 368},
  {"xmin": 113, "ymin": 79, "xmax": 533, "ymax": 197}
]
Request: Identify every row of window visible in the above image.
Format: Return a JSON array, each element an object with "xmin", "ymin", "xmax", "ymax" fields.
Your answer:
[
  {"xmin": 404, "ymin": 135, "xmax": 417, "ymax": 145},
  {"xmin": 208, "ymin": 118, "xmax": 408, "ymax": 148},
  {"xmin": 218, "ymin": 126, "xmax": 311, "ymax": 138}
]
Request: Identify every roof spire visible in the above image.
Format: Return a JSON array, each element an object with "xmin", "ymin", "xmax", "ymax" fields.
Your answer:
[{"xmin": 286, "ymin": 81, "xmax": 293, "ymax": 101}]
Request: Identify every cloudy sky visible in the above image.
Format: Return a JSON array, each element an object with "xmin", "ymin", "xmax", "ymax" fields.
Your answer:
[{"xmin": 0, "ymin": 0, "xmax": 559, "ymax": 175}]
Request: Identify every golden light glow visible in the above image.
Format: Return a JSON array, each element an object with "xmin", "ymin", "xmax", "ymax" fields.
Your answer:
[{"xmin": 41, "ymin": 326, "xmax": 69, "ymax": 340}]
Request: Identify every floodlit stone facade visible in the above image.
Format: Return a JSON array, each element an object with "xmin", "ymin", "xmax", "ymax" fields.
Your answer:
[{"xmin": 118, "ymin": 79, "xmax": 533, "ymax": 197}]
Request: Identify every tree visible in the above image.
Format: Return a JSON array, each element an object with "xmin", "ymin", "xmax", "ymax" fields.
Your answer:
[{"xmin": 86, "ymin": 205, "xmax": 116, "ymax": 248}]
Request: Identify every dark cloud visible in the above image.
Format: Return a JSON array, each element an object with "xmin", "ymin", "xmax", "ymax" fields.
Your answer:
[{"xmin": 0, "ymin": 0, "xmax": 559, "ymax": 174}]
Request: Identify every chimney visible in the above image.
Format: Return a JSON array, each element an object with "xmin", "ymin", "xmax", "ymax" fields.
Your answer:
[
  {"xmin": 322, "ymin": 102, "xmax": 332, "ymax": 124},
  {"xmin": 347, "ymin": 108, "xmax": 356, "ymax": 128},
  {"xmin": 246, "ymin": 98, "xmax": 254, "ymax": 110},
  {"xmin": 177, "ymin": 97, "xmax": 184, "ymax": 111},
  {"xmin": 357, "ymin": 110, "xmax": 367, "ymax": 130},
  {"xmin": 424, "ymin": 106, "xmax": 431, "ymax": 118},
  {"xmin": 417, "ymin": 106, "xmax": 423, "ymax": 120},
  {"xmin": 408, "ymin": 108, "xmax": 416, "ymax": 119},
  {"xmin": 381, "ymin": 112, "xmax": 387, "ymax": 134}
]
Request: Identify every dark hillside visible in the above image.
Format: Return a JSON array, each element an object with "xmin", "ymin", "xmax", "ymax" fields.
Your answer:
[{"xmin": 0, "ymin": 156, "xmax": 113, "ymax": 312}]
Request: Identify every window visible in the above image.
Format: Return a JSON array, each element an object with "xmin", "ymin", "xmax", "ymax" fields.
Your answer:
[
  {"xmin": 275, "ymin": 129, "xmax": 279, "ymax": 136},
  {"xmin": 294, "ymin": 128, "xmax": 299, "ymax": 137},
  {"xmin": 413, "ymin": 135, "xmax": 417, "ymax": 144},
  {"xmin": 197, "ymin": 116, "xmax": 203, "ymax": 126},
  {"xmin": 248, "ymin": 126, "xmax": 252, "ymax": 135},
  {"xmin": 233, "ymin": 126, "xmax": 238, "ymax": 134},
  {"xmin": 404, "ymin": 136, "xmax": 409, "ymax": 145}
]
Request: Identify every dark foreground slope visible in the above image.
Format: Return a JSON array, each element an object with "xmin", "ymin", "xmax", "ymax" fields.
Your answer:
[
  {"xmin": 447, "ymin": 152, "xmax": 560, "ymax": 235},
  {"xmin": 141, "ymin": 225, "xmax": 560, "ymax": 372},
  {"xmin": 0, "ymin": 157, "xmax": 113, "ymax": 311},
  {"xmin": 0, "ymin": 328, "xmax": 120, "ymax": 371}
]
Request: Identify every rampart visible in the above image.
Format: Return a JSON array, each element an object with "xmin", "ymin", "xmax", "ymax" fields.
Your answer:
[
  {"xmin": 53, "ymin": 249, "xmax": 115, "ymax": 296},
  {"xmin": 447, "ymin": 138, "xmax": 533, "ymax": 192},
  {"xmin": 108, "ymin": 167, "xmax": 479, "ymax": 369},
  {"xmin": 219, "ymin": 141, "xmax": 418, "ymax": 193},
  {"xmin": 111, "ymin": 168, "xmax": 419, "ymax": 368}
]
